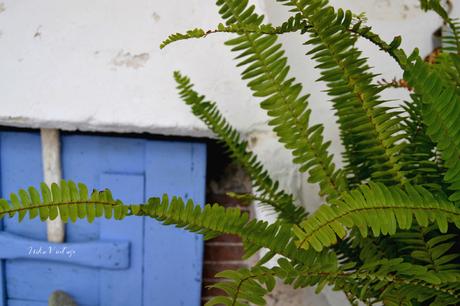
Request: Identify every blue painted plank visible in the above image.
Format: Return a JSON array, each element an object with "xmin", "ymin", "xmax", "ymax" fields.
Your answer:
[
  {"xmin": 0, "ymin": 132, "xmax": 44, "ymax": 306},
  {"xmin": 0, "ymin": 132, "xmax": 102, "ymax": 306},
  {"xmin": 6, "ymin": 260, "xmax": 98, "ymax": 306},
  {"xmin": 8, "ymin": 300, "xmax": 47, "ymax": 306},
  {"xmin": 61, "ymin": 135, "xmax": 145, "ymax": 242},
  {"xmin": 8, "ymin": 298, "xmax": 92, "ymax": 306},
  {"xmin": 61, "ymin": 135, "xmax": 148, "ymax": 306},
  {"xmin": 0, "ymin": 232, "xmax": 130, "ymax": 269},
  {"xmin": 1, "ymin": 132, "xmax": 207, "ymax": 306},
  {"xmin": 1, "ymin": 134, "xmax": 116, "ymax": 305},
  {"xmin": 1, "ymin": 132, "xmax": 45, "ymax": 240},
  {"xmin": 100, "ymin": 173, "xmax": 145, "ymax": 306},
  {"xmin": 8, "ymin": 301, "xmax": 47, "ymax": 306},
  {"xmin": 143, "ymin": 141, "xmax": 206, "ymax": 306},
  {"xmin": 0, "ymin": 134, "xmax": 5, "ymax": 306}
]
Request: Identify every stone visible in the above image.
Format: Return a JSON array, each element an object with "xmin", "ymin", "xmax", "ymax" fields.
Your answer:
[{"xmin": 48, "ymin": 290, "xmax": 77, "ymax": 306}]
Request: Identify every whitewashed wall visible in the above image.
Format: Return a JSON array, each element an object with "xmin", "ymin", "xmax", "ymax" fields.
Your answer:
[
  {"xmin": 0, "ymin": 0, "xmax": 450, "ymax": 305},
  {"xmin": 0, "ymin": 0, "xmax": 269, "ymax": 136}
]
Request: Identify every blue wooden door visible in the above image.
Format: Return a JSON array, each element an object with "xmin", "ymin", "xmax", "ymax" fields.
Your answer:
[{"xmin": 0, "ymin": 131, "xmax": 206, "ymax": 306}]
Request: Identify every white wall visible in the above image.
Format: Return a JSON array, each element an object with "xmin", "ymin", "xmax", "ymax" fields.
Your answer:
[
  {"xmin": 0, "ymin": 0, "xmax": 449, "ymax": 305},
  {"xmin": 0, "ymin": 0, "xmax": 269, "ymax": 136}
]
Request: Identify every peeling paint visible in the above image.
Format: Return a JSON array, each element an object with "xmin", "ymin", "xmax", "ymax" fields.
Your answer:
[
  {"xmin": 0, "ymin": 3, "xmax": 5, "ymax": 14},
  {"xmin": 152, "ymin": 12, "xmax": 161, "ymax": 22},
  {"xmin": 110, "ymin": 50, "xmax": 150, "ymax": 69},
  {"xmin": 375, "ymin": 0, "xmax": 420, "ymax": 20}
]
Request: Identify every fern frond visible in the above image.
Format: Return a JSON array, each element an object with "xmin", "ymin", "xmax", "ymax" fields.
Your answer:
[
  {"xmin": 0, "ymin": 180, "xmax": 128, "ymax": 223},
  {"xmin": 432, "ymin": 51, "xmax": 460, "ymax": 88},
  {"xmin": 403, "ymin": 58, "xmax": 460, "ymax": 202},
  {"xmin": 432, "ymin": 23, "xmax": 460, "ymax": 89},
  {"xmin": 207, "ymin": 249, "xmax": 339, "ymax": 306},
  {"xmin": 400, "ymin": 95, "xmax": 446, "ymax": 189},
  {"xmin": 442, "ymin": 18, "xmax": 460, "ymax": 54},
  {"xmin": 138, "ymin": 194, "xmax": 319, "ymax": 263},
  {"xmin": 212, "ymin": 255, "xmax": 460, "ymax": 305},
  {"xmin": 0, "ymin": 181, "xmax": 320, "ymax": 264},
  {"xmin": 206, "ymin": 266, "xmax": 276, "ymax": 306},
  {"xmin": 395, "ymin": 226, "xmax": 460, "ymax": 277},
  {"xmin": 353, "ymin": 235, "xmax": 399, "ymax": 263},
  {"xmin": 420, "ymin": 0, "xmax": 460, "ymax": 54},
  {"xmin": 275, "ymin": 257, "xmax": 460, "ymax": 305},
  {"xmin": 160, "ymin": 20, "xmax": 309, "ymax": 49},
  {"xmin": 275, "ymin": 2, "xmax": 408, "ymax": 186},
  {"xmin": 348, "ymin": 21, "xmax": 408, "ymax": 69},
  {"xmin": 293, "ymin": 183, "xmax": 460, "ymax": 251},
  {"xmin": 351, "ymin": 20, "xmax": 460, "ymax": 202},
  {"xmin": 420, "ymin": 0, "xmax": 450, "ymax": 19},
  {"xmin": 341, "ymin": 17, "xmax": 460, "ymax": 202},
  {"xmin": 1, "ymin": 181, "xmax": 317, "ymax": 263},
  {"xmin": 174, "ymin": 72, "xmax": 306, "ymax": 224},
  {"xmin": 215, "ymin": 0, "xmax": 347, "ymax": 200},
  {"xmin": 160, "ymin": 28, "xmax": 208, "ymax": 49}
]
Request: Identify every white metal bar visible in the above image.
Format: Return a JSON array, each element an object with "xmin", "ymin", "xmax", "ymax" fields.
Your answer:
[{"xmin": 40, "ymin": 128, "xmax": 65, "ymax": 243}]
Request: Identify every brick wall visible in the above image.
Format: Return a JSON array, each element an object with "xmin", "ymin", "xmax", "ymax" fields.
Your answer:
[
  {"xmin": 201, "ymin": 144, "xmax": 253, "ymax": 305},
  {"xmin": 201, "ymin": 143, "xmax": 315, "ymax": 306}
]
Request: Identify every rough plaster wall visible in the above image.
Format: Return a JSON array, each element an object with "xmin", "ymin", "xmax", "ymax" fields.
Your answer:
[{"xmin": 0, "ymin": 1, "xmax": 453, "ymax": 305}]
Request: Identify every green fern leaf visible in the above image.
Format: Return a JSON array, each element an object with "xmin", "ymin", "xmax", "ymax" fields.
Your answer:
[
  {"xmin": 214, "ymin": 0, "xmax": 347, "ymax": 200},
  {"xmin": 0, "ymin": 180, "xmax": 128, "ymax": 223},
  {"xmin": 395, "ymin": 227, "xmax": 460, "ymax": 279},
  {"xmin": 294, "ymin": 183, "xmax": 460, "ymax": 251},
  {"xmin": 207, "ymin": 267, "xmax": 275, "ymax": 306},
  {"xmin": 274, "ymin": 256, "xmax": 460, "ymax": 305},
  {"xmin": 160, "ymin": 22, "xmax": 309, "ymax": 49},
  {"xmin": 343, "ymin": 14, "xmax": 460, "ymax": 203},
  {"xmin": 403, "ymin": 58, "xmax": 460, "ymax": 202},
  {"xmin": 400, "ymin": 95, "xmax": 446, "ymax": 189},
  {"xmin": 137, "ymin": 195, "xmax": 318, "ymax": 264},
  {"xmin": 274, "ymin": 1, "xmax": 408, "ymax": 186}
]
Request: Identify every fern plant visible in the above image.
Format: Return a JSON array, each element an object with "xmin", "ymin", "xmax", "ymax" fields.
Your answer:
[{"xmin": 2, "ymin": 0, "xmax": 460, "ymax": 305}]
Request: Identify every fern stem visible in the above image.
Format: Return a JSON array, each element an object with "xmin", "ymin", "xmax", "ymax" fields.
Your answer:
[
  {"xmin": 1, "ymin": 200, "xmax": 122, "ymax": 215},
  {"xmin": 349, "ymin": 27, "xmax": 408, "ymax": 69}
]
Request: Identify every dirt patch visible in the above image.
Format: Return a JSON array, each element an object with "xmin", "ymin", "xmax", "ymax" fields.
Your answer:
[
  {"xmin": 152, "ymin": 12, "xmax": 161, "ymax": 22},
  {"xmin": 110, "ymin": 50, "xmax": 150, "ymax": 69}
]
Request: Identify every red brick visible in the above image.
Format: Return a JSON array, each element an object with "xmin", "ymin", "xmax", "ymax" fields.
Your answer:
[
  {"xmin": 203, "ymin": 262, "xmax": 247, "ymax": 279},
  {"xmin": 204, "ymin": 244, "xmax": 245, "ymax": 261},
  {"xmin": 207, "ymin": 234, "xmax": 242, "ymax": 243}
]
